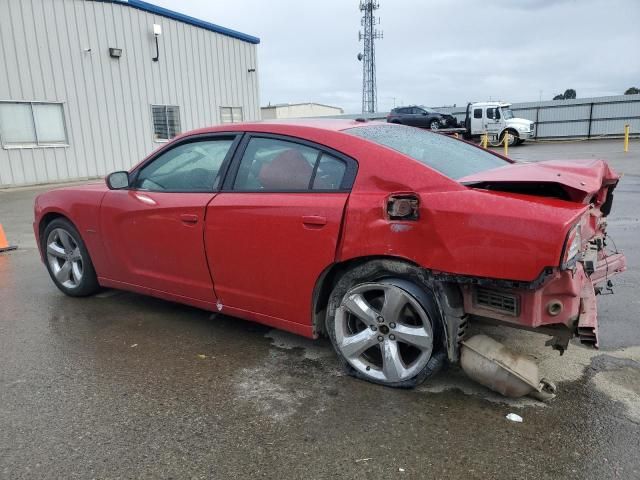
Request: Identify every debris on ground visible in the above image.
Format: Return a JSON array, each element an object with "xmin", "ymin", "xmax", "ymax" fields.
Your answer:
[{"xmin": 506, "ymin": 413, "xmax": 523, "ymax": 423}]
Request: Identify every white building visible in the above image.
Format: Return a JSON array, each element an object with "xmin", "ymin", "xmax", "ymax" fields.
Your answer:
[
  {"xmin": 261, "ymin": 103, "xmax": 344, "ymax": 120},
  {"xmin": 0, "ymin": 0, "xmax": 261, "ymax": 187}
]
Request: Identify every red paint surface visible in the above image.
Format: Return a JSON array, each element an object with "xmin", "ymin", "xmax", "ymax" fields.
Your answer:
[
  {"xmin": 33, "ymin": 120, "xmax": 625, "ymax": 342},
  {"xmin": 204, "ymin": 192, "xmax": 348, "ymax": 328},
  {"xmin": 99, "ymin": 190, "xmax": 218, "ymax": 305}
]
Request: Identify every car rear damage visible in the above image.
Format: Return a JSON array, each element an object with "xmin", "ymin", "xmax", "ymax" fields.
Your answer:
[{"xmin": 457, "ymin": 159, "xmax": 626, "ymax": 352}]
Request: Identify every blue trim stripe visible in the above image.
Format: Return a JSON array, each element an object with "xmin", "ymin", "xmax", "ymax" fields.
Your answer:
[{"xmin": 103, "ymin": 0, "xmax": 260, "ymax": 44}]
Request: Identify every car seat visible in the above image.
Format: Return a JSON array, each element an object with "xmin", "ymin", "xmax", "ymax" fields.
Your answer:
[{"xmin": 258, "ymin": 149, "xmax": 312, "ymax": 190}]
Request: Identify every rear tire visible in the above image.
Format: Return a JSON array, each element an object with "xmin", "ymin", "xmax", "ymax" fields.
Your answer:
[
  {"xmin": 42, "ymin": 218, "xmax": 100, "ymax": 297},
  {"xmin": 326, "ymin": 263, "xmax": 446, "ymax": 388}
]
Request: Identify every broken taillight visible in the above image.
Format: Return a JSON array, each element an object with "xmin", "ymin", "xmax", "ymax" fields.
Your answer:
[
  {"xmin": 561, "ymin": 222, "xmax": 582, "ymax": 268},
  {"xmin": 386, "ymin": 194, "xmax": 419, "ymax": 220}
]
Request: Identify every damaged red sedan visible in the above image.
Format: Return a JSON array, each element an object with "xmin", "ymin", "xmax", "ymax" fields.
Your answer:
[{"xmin": 34, "ymin": 120, "xmax": 626, "ymax": 388}]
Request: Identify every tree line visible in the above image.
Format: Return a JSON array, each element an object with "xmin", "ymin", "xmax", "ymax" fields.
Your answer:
[{"xmin": 551, "ymin": 87, "xmax": 639, "ymax": 100}]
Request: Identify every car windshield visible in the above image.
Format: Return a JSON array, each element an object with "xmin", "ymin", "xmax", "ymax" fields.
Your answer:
[
  {"xmin": 346, "ymin": 123, "xmax": 509, "ymax": 180},
  {"xmin": 501, "ymin": 108, "xmax": 514, "ymax": 119}
]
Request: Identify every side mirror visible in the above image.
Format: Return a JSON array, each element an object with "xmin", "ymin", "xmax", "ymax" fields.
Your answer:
[
  {"xmin": 106, "ymin": 171, "xmax": 130, "ymax": 190},
  {"xmin": 421, "ymin": 111, "xmax": 428, "ymax": 116}
]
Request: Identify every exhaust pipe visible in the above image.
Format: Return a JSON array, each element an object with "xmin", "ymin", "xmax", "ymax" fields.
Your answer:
[{"xmin": 460, "ymin": 335, "xmax": 556, "ymax": 401}]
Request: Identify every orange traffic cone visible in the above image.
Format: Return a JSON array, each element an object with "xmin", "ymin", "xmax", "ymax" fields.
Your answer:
[{"xmin": 0, "ymin": 224, "xmax": 17, "ymax": 252}]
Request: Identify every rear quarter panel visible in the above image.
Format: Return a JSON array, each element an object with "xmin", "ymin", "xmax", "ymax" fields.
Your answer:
[
  {"xmin": 339, "ymin": 188, "xmax": 586, "ymax": 282},
  {"xmin": 328, "ymin": 135, "xmax": 588, "ymax": 282}
]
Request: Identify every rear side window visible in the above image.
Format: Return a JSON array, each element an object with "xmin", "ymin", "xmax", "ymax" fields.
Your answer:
[
  {"xmin": 313, "ymin": 155, "xmax": 346, "ymax": 190},
  {"xmin": 473, "ymin": 108, "xmax": 482, "ymax": 119},
  {"xmin": 346, "ymin": 124, "xmax": 509, "ymax": 180},
  {"xmin": 232, "ymin": 137, "xmax": 347, "ymax": 191}
]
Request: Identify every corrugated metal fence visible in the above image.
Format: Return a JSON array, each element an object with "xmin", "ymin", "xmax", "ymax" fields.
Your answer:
[
  {"xmin": 331, "ymin": 94, "xmax": 640, "ymax": 139},
  {"xmin": 435, "ymin": 94, "xmax": 640, "ymax": 139}
]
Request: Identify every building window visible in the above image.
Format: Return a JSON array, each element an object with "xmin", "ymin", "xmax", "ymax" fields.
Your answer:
[
  {"xmin": 0, "ymin": 102, "xmax": 67, "ymax": 148},
  {"xmin": 151, "ymin": 105, "xmax": 181, "ymax": 141},
  {"xmin": 220, "ymin": 107, "xmax": 243, "ymax": 124}
]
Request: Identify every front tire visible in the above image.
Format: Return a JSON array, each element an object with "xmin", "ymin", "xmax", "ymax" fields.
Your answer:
[
  {"xmin": 429, "ymin": 119, "xmax": 440, "ymax": 130},
  {"xmin": 503, "ymin": 130, "xmax": 518, "ymax": 147},
  {"xmin": 42, "ymin": 218, "xmax": 100, "ymax": 297},
  {"xmin": 326, "ymin": 268, "xmax": 445, "ymax": 388}
]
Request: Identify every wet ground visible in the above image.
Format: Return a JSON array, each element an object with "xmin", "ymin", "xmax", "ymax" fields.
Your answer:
[{"xmin": 1, "ymin": 139, "xmax": 639, "ymax": 479}]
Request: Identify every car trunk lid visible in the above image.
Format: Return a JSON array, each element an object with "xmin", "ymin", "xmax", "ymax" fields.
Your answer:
[{"xmin": 458, "ymin": 159, "xmax": 620, "ymax": 206}]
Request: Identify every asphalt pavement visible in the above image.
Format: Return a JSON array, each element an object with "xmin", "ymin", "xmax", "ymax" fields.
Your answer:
[{"xmin": 1, "ymin": 139, "xmax": 639, "ymax": 479}]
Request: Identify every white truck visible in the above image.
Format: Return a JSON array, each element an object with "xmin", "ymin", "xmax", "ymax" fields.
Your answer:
[{"xmin": 461, "ymin": 102, "xmax": 535, "ymax": 146}]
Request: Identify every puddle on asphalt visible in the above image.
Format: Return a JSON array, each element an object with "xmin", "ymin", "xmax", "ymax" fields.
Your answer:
[{"xmin": 256, "ymin": 327, "xmax": 640, "ymax": 420}]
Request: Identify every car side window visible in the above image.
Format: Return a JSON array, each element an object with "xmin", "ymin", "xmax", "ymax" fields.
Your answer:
[
  {"xmin": 312, "ymin": 154, "xmax": 347, "ymax": 190},
  {"xmin": 486, "ymin": 108, "xmax": 495, "ymax": 119},
  {"xmin": 232, "ymin": 137, "xmax": 347, "ymax": 191},
  {"xmin": 135, "ymin": 138, "xmax": 234, "ymax": 192},
  {"xmin": 473, "ymin": 108, "xmax": 482, "ymax": 119}
]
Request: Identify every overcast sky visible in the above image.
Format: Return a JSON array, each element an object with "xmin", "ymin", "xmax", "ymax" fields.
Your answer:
[{"xmin": 153, "ymin": 0, "xmax": 640, "ymax": 113}]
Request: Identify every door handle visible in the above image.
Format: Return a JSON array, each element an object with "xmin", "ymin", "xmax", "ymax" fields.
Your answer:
[
  {"xmin": 302, "ymin": 215, "xmax": 327, "ymax": 226},
  {"xmin": 180, "ymin": 214, "xmax": 199, "ymax": 224}
]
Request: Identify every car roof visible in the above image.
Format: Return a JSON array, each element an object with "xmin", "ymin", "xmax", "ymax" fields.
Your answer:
[{"xmin": 185, "ymin": 118, "xmax": 380, "ymax": 136}]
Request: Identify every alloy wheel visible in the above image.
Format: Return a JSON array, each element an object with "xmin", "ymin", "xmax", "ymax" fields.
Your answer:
[
  {"xmin": 334, "ymin": 283, "xmax": 433, "ymax": 383},
  {"xmin": 46, "ymin": 228, "xmax": 84, "ymax": 289}
]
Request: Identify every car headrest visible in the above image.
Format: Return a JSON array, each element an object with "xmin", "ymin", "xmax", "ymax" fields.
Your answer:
[{"xmin": 258, "ymin": 149, "xmax": 312, "ymax": 190}]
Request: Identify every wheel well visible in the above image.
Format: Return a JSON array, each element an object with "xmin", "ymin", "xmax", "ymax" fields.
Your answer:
[
  {"xmin": 311, "ymin": 256, "xmax": 428, "ymax": 337},
  {"xmin": 503, "ymin": 127, "xmax": 519, "ymax": 138},
  {"xmin": 39, "ymin": 212, "xmax": 69, "ymax": 241}
]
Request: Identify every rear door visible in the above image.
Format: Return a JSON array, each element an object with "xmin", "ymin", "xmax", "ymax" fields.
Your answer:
[
  {"xmin": 409, "ymin": 107, "xmax": 426, "ymax": 127},
  {"xmin": 100, "ymin": 134, "xmax": 239, "ymax": 306},
  {"xmin": 204, "ymin": 134, "xmax": 356, "ymax": 327}
]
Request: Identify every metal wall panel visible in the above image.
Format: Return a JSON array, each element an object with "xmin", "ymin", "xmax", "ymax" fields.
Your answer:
[{"xmin": 0, "ymin": 0, "xmax": 260, "ymax": 187}]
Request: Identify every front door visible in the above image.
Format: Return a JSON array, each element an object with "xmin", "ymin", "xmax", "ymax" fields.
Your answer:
[
  {"xmin": 470, "ymin": 106, "xmax": 484, "ymax": 134},
  {"xmin": 204, "ymin": 135, "xmax": 355, "ymax": 327},
  {"xmin": 100, "ymin": 135, "xmax": 238, "ymax": 305},
  {"xmin": 485, "ymin": 106, "xmax": 502, "ymax": 141}
]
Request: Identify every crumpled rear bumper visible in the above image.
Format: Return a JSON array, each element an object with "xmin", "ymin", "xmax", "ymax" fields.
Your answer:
[
  {"xmin": 460, "ymin": 252, "xmax": 626, "ymax": 350},
  {"xmin": 576, "ymin": 252, "xmax": 626, "ymax": 347}
]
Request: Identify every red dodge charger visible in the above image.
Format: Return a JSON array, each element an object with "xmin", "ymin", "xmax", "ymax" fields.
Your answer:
[{"xmin": 34, "ymin": 120, "xmax": 626, "ymax": 387}]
